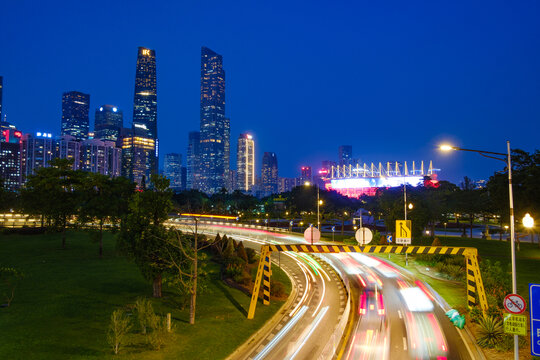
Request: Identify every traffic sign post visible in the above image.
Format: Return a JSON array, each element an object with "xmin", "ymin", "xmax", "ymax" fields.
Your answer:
[
  {"xmin": 396, "ymin": 220, "xmax": 412, "ymax": 244},
  {"xmin": 504, "ymin": 313, "xmax": 527, "ymax": 336},
  {"xmin": 303, "ymin": 225, "xmax": 321, "ymax": 245},
  {"xmin": 530, "ymin": 283, "xmax": 540, "ymax": 356},
  {"xmin": 355, "ymin": 227, "xmax": 373, "ymax": 245},
  {"xmin": 504, "ymin": 294, "xmax": 526, "ymax": 315},
  {"xmin": 331, "ymin": 226, "xmax": 335, "ymax": 242},
  {"xmin": 386, "ymin": 234, "xmax": 392, "ymax": 243}
]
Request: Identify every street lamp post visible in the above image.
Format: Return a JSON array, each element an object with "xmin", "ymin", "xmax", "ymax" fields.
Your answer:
[
  {"xmin": 440, "ymin": 141, "xmax": 519, "ymax": 360},
  {"xmin": 305, "ymin": 181, "xmax": 322, "ymax": 231}
]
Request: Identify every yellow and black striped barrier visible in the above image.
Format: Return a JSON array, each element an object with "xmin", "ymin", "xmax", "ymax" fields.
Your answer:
[{"xmin": 247, "ymin": 244, "xmax": 487, "ymax": 319}]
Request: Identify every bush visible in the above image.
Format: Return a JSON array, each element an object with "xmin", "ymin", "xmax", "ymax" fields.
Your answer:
[
  {"xmin": 147, "ymin": 314, "xmax": 169, "ymax": 350},
  {"xmin": 107, "ymin": 309, "xmax": 132, "ymax": 355},
  {"xmin": 134, "ymin": 297, "xmax": 154, "ymax": 334},
  {"xmin": 494, "ymin": 333, "xmax": 527, "ymax": 351},
  {"xmin": 431, "ymin": 237, "xmax": 441, "ymax": 246},
  {"xmin": 271, "ymin": 280, "xmax": 286, "ymax": 298},
  {"xmin": 0, "ymin": 266, "xmax": 24, "ymax": 307},
  {"xmin": 224, "ymin": 256, "xmax": 245, "ymax": 279},
  {"xmin": 476, "ymin": 315, "xmax": 504, "ymax": 348},
  {"xmin": 245, "ymin": 248, "xmax": 258, "ymax": 264},
  {"xmin": 469, "ymin": 307, "xmax": 482, "ymax": 324},
  {"xmin": 233, "ymin": 271, "xmax": 252, "ymax": 286}
]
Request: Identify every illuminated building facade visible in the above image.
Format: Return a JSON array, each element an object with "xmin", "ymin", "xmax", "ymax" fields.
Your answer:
[
  {"xmin": 132, "ymin": 47, "xmax": 158, "ymax": 175},
  {"xmin": 95, "ymin": 105, "xmax": 123, "ymax": 141},
  {"xmin": 236, "ymin": 134, "xmax": 254, "ymax": 192},
  {"xmin": 21, "ymin": 133, "xmax": 55, "ymax": 180},
  {"xmin": 199, "ymin": 47, "xmax": 228, "ymax": 194},
  {"xmin": 55, "ymin": 135, "xmax": 81, "ymax": 170},
  {"xmin": 80, "ymin": 139, "xmax": 121, "ymax": 177},
  {"xmin": 164, "ymin": 153, "xmax": 182, "ymax": 191},
  {"xmin": 186, "ymin": 131, "xmax": 200, "ymax": 190},
  {"xmin": 261, "ymin": 152, "xmax": 278, "ymax": 196},
  {"xmin": 326, "ymin": 160, "xmax": 439, "ymax": 198},
  {"xmin": 300, "ymin": 166, "xmax": 312, "ymax": 185},
  {"xmin": 61, "ymin": 91, "xmax": 90, "ymax": 140},
  {"xmin": 0, "ymin": 123, "xmax": 23, "ymax": 190},
  {"xmin": 0, "ymin": 76, "xmax": 3, "ymax": 119},
  {"xmin": 121, "ymin": 128, "xmax": 155, "ymax": 186},
  {"xmin": 338, "ymin": 145, "xmax": 353, "ymax": 166}
]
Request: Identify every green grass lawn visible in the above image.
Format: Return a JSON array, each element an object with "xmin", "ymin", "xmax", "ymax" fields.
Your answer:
[{"xmin": 0, "ymin": 231, "xmax": 289, "ymax": 360}]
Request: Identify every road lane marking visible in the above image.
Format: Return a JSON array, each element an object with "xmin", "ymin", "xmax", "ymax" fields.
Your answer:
[
  {"xmin": 398, "ymin": 310, "xmax": 402, "ymax": 319},
  {"xmin": 403, "ymin": 337, "xmax": 407, "ymax": 350}
]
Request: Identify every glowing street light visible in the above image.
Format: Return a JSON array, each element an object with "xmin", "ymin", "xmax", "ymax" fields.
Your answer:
[
  {"xmin": 408, "ymin": 203, "xmax": 413, "ymax": 210},
  {"xmin": 523, "ymin": 213, "xmax": 534, "ymax": 228},
  {"xmin": 439, "ymin": 140, "xmax": 519, "ymax": 360}
]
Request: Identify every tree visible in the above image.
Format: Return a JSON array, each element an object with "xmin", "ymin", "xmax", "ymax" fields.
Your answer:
[
  {"xmin": 107, "ymin": 309, "xmax": 131, "ymax": 355},
  {"xmin": 21, "ymin": 158, "xmax": 83, "ymax": 248},
  {"xmin": 0, "ymin": 267, "xmax": 24, "ymax": 307},
  {"xmin": 164, "ymin": 221, "xmax": 212, "ymax": 325},
  {"xmin": 117, "ymin": 174, "xmax": 173, "ymax": 298}
]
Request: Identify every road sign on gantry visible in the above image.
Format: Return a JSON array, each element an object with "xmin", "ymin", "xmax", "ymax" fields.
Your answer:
[
  {"xmin": 530, "ymin": 283, "xmax": 540, "ymax": 356},
  {"xmin": 503, "ymin": 293, "xmax": 526, "ymax": 314},
  {"xmin": 396, "ymin": 220, "xmax": 412, "ymax": 245}
]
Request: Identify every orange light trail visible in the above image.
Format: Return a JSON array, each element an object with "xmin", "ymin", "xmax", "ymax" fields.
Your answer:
[{"xmin": 180, "ymin": 213, "xmax": 238, "ymax": 220}]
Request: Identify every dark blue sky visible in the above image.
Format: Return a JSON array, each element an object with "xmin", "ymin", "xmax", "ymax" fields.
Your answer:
[{"xmin": 1, "ymin": 0, "xmax": 539, "ymax": 184}]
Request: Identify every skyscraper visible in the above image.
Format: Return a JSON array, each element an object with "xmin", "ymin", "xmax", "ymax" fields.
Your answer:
[
  {"xmin": 199, "ymin": 46, "xmax": 227, "ymax": 194},
  {"xmin": 95, "ymin": 105, "xmax": 123, "ymax": 141},
  {"xmin": 186, "ymin": 131, "xmax": 200, "ymax": 190},
  {"xmin": 164, "ymin": 153, "xmax": 182, "ymax": 191},
  {"xmin": 120, "ymin": 127, "xmax": 155, "ymax": 187},
  {"xmin": 80, "ymin": 139, "xmax": 121, "ymax": 176},
  {"xmin": 0, "ymin": 122, "xmax": 22, "ymax": 190},
  {"xmin": 61, "ymin": 91, "xmax": 90, "ymax": 140},
  {"xmin": 261, "ymin": 152, "xmax": 278, "ymax": 196},
  {"xmin": 236, "ymin": 134, "xmax": 255, "ymax": 192},
  {"xmin": 133, "ymin": 47, "xmax": 158, "ymax": 175},
  {"xmin": 338, "ymin": 145, "xmax": 353, "ymax": 166},
  {"xmin": 0, "ymin": 76, "xmax": 3, "ymax": 120},
  {"xmin": 300, "ymin": 166, "xmax": 312, "ymax": 184}
]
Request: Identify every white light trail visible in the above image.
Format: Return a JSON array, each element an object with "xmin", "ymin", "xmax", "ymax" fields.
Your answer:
[
  {"xmin": 253, "ymin": 306, "xmax": 309, "ymax": 360},
  {"xmin": 287, "ymin": 306, "xmax": 329, "ymax": 360}
]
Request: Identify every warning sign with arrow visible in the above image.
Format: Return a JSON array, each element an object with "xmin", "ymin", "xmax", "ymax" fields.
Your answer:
[{"xmin": 396, "ymin": 220, "xmax": 412, "ymax": 245}]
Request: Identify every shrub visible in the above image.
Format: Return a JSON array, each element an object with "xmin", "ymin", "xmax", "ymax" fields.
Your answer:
[
  {"xmin": 271, "ymin": 280, "xmax": 286, "ymax": 298},
  {"xmin": 147, "ymin": 314, "xmax": 169, "ymax": 350},
  {"xmin": 0, "ymin": 266, "xmax": 24, "ymax": 307},
  {"xmin": 469, "ymin": 307, "xmax": 482, "ymax": 324},
  {"xmin": 134, "ymin": 297, "xmax": 154, "ymax": 334},
  {"xmin": 233, "ymin": 271, "xmax": 252, "ymax": 286},
  {"xmin": 431, "ymin": 237, "xmax": 441, "ymax": 246},
  {"xmin": 236, "ymin": 241, "xmax": 248, "ymax": 263},
  {"xmin": 476, "ymin": 315, "xmax": 504, "ymax": 348},
  {"xmin": 245, "ymin": 248, "xmax": 258, "ymax": 264},
  {"xmin": 107, "ymin": 309, "xmax": 132, "ymax": 355}
]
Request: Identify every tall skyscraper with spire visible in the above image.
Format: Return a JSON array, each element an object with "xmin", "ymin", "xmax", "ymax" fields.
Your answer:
[
  {"xmin": 199, "ymin": 46, "xmax": 228, "ymax": 194},
  {"xmin": 132, "ymin": 47, "xmax": 158, "ymax": 177}
]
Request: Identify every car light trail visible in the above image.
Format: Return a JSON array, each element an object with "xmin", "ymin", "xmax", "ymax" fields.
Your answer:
[
  {"xmin": 287, "ymin": 306, "xmax": 329, "ymax": 360},
  {"xmin": 253, "ymin": 306, "xmax": 309, "ymax": 360}
]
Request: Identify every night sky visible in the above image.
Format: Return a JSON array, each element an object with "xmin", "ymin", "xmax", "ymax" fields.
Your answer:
[{"xmin": 1, "ymin": 0, "xmax": 539, "ymax": 184}]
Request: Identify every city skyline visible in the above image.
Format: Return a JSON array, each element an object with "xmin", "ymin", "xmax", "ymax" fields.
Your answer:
[{"xmin": 1, "ymin": 1, "xmax": 539, "ymax": 184}]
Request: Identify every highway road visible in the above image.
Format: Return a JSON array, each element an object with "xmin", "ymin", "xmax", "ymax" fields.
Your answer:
[
  {"xmin": 169, "ymin": 221, "xmax": 348, "ymax": 360},
  {"xmin": 170, "ymin": 220, "xmax": 478, "ymax": 360}
]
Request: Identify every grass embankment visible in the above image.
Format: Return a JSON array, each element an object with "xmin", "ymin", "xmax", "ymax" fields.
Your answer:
[{"xmin": 0, "ymin": 231, "xmax": 290, "ymax": 360}]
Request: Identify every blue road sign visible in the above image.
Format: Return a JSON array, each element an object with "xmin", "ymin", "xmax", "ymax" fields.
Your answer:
[
  {"xmin": 530, "ymin": 283, "xmax": 540, "ymax": 356},
  {"xmin": 386, "ymin": 235, "xmax": 393, "ymax": 243},
  {"xmin": 264, "ymin": 219, "xmax": 268, "ymax": 224},
  {"xmin": 331, "ymin": 226, "xmax": 335, "ymax": 232},
  {"xmin": 289, "ymin": 221, "xmax": 293, "ymax": 226}
]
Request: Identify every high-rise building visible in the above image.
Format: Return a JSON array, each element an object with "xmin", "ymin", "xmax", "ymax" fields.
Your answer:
[
  {"xmin": 300, "ymin": 166, "xmax": 312, "ymax": 184},
  {"xmin": 95, "ymin": 105, "xmax": 123, "ymax": 141},
  {"xmin": 186, "ymin": 131, "xmax": 200, "ymax": 190},
  {"xmin": 261, "ymin": 152, "xmax": 278, "ymax": 197},
  {"xmin": 164, "ymin": 153, "xmax": 182, "ymax": 191},
  {"xmin": 199, "ymin": 47, "xmax": 227, "ymax": 194},
  {"xmin": 121, "ymin": 127, "xmax": 155, "ymax": 187},
  {"xmin": 21, "ymin": 133, "xmax": 55, "ymax": 181},
  {"xmin": 338, "ymin": 145, "xmax": 353, "ymax": 166},
  {"xmin": 80, "ymin": 139, "xmax": 121, "ymax": 177},
  {"xmin": 132, "ymin": 47, "xmax": 158, "ymax": 176},
  {"xmin": 61, "ymin": 91, "xmax": 90, "ymax": 140},
  {"xmin": 180, "ymin": 166, "xmax": 187, "ymax": 191},
  {"xmin": 278, "ymin": 177, "xmax": 296, "ymax": 193},
  {"xmin": 0, "ymin": 122, "xmax": 22, "ymax": 190},
  {"xmin": 55, "ymin": 135, "xmax": 81, "ymax": 170},
  {"xmin": 236, "ymin": 134, "xmax": 255, "ymax": 192},
  {"xmin": 0, "ymin": 76, "xmax": 3, "ymax": 120}
]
